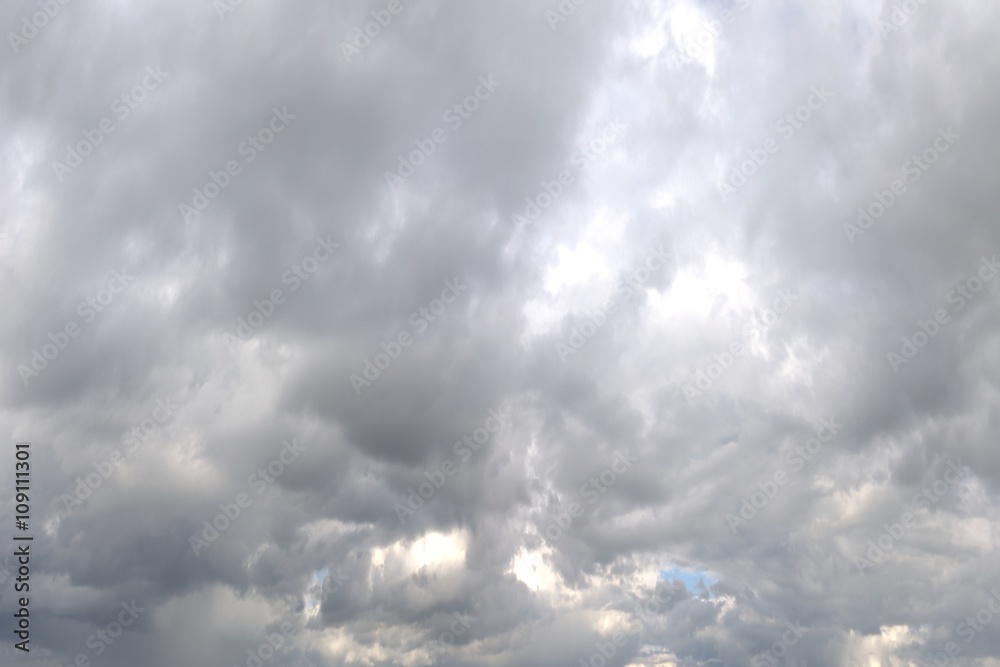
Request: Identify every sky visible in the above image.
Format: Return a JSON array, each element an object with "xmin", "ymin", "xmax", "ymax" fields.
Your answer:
[{"xmin": 2, "ymin": 0, "xmax": 1000, "ymax": 666}]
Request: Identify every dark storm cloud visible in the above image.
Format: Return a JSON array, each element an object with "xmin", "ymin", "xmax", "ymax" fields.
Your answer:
[{"xmin": 2, "ymin": 0, "xmax": 1000, "ymax": 666}]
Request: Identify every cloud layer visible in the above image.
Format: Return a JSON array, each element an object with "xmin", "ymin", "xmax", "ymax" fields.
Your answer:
[{"xmin": 2, "ymin": 0, "xmax": 1000, "ymax": 665}]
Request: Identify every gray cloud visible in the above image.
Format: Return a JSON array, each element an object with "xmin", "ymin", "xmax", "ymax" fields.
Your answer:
[{"xmin": 2, "ymin": 0, "xmax": 1000, "ymax": 665}]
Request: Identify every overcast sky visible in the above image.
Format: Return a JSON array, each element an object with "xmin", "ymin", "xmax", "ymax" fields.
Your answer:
[{"xmin": 2, "ymin": 1, "xmax": 1000, "ymax": 666}]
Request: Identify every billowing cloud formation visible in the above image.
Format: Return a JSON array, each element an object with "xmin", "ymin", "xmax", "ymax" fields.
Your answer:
[{"xmin": 2, "ymin": 0, "xmax": 1000, "ymax": 665}]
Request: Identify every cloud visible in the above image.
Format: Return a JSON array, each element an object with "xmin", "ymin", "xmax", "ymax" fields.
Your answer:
[{"xmin": 2, "ymin": 0, "xmax": 1000, "ymax": 665}]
